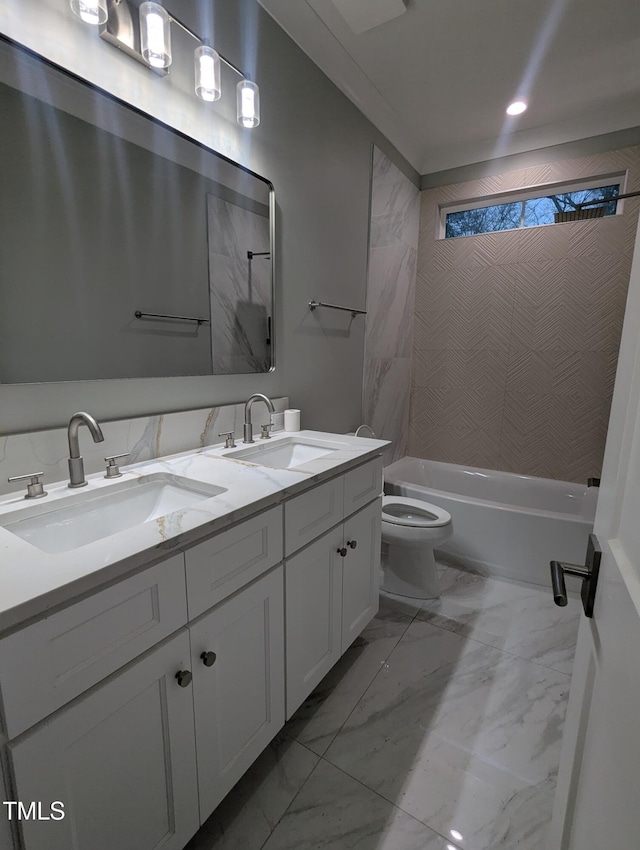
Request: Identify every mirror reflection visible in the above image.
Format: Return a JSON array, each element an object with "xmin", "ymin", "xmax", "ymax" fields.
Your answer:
[{"xmin": 0, "ymin": 38, "xmax": 274, "ymax": 383}]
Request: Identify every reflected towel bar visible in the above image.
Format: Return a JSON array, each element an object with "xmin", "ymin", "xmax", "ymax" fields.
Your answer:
[
  {"xmin": 309, "ymin": 300, "xmax": 367, "ymax": 318},
  {"xmin": 134, "ymin": 310, "xmax": 210, "ymax": 325}
]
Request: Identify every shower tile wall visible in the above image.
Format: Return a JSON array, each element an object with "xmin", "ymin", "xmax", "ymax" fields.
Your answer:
[
  {"xmin": 411, "ymin": 145, "xmax": 640, "ymax": 482},
  {"xmin": 363, "ymin": 146, "xmax": 420, "ymax": 462}
]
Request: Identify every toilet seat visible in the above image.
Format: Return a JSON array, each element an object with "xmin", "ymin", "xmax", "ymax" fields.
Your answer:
[{"xmin": 382, "ymin": 495, "xmax": 451, "ymax": 528}]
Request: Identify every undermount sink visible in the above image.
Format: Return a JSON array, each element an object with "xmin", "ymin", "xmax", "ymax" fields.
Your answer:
[
  {"xmin": 1, "ymin": 473, "xmax": 227, "ymax": 554},
  {"xmin": 223, "ymin": 436, "xmax": 348, "ymax": 469}
]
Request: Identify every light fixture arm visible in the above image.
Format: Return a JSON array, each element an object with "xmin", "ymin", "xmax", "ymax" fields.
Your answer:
[{"xmin": 167, "ymin": 11, "xmax": 246, "ymax": 78}]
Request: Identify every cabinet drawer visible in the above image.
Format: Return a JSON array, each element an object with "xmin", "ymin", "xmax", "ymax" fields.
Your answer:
[
  {"xmin": 284, "ymin": 476, "xmax": 344, "ymax": 556},
  {"xmin": 185, "ymin": 506, "xmax": 283, "ymax": 618},
  {"xmin": 343, "ymin": 457, "xmax": 383, "ymax": 517},
  {"xmin": 0, "ymin": 555, "xmax": 187, "ymax": 739}
]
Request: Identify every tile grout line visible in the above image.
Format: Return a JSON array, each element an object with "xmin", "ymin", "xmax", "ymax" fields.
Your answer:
[
  {"xmin": 414, "ymin": 611, "xmax": 574, "ymax": 679},
  {"xmin": 311, "ymin": 601, "xmax": 425, "ymax": 756},
  {"xmin": 314, "ymin": 756, "xmax": 465, "ymax": 850}
]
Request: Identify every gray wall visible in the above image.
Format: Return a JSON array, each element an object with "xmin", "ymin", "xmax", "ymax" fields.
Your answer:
[{"xmin": 0, "ymin": 0, "xmax": 418, "ymax": 435}]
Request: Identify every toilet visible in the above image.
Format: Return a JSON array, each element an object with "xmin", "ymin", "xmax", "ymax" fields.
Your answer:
[{"xmin": 381, "ymin": 495, "xmax": 453, "ymax": 599}]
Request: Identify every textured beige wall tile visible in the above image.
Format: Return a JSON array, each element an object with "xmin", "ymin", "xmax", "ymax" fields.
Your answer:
[
  {"xmin": 408, "ymin": 420, "xmax": 501, "ymax": 469},
  {"xmin": 410, "ymin": 387, "xmax": 505, "ymax": 433},
  {"xmin": 412, "ymin": 143, "xmax": 639, "ymax": 481},
  {"xmin": 505, "ymin": 349, "xmax": 618, "ymax": 397},
  {"xmin": 412, "ymin": 349, "xmax": 509, "ymax": 392}
]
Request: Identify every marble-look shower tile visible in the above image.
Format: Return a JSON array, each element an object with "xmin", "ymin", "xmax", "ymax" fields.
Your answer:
[
  {"xmin": 262, "ymin": 759, "xmax": 459, "ymax": 850},
  {"xmin": 418, "ymin": 567, "xmax": 580, "ymax": 674},
  {"xmin": 370, "ymin": 211, "xmax": 408, "ymax": 248},
  {"xmin": 284, "ymin": 595, "xmax": 415, "ymax": 755},
  {"xmin": 185, "ymin": 733, "xmax": 319, "ymax": 850},
  {"xmin": 363, "ymin": 358, "xmax": 411, "ymax": 460},
  {"xmin": 324, "ymin": 619, "xmax": 570, "ymax": 850},
  {"xmin": 366, "ymin": 244, "xmax": 417, "ymax": 358},
  {"xmin": 371, "ymin": 146, "xmax": 420, "ymax": 222},
  {"xmin": 206, "ymin": 196, "xmax": 270, "ymax": 259}
]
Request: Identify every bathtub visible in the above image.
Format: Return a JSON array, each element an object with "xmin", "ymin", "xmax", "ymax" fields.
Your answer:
[{"xmin": 384, "ymin": 456, "xmax": 597, "ymax": 587}]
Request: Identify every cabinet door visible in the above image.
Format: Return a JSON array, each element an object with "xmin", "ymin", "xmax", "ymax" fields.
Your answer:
[
  {"xmin": 285, "ymin": 526, "xmax": 343, "ymax": 718},
  {"xmin": 341, "ymin": 498, "xmax": 381, "ymax": 652},
  {"xmin": 9, "ymin": 631, "xmax": 199, "ymax": 850},
  {"xmin": 190, "ymin": 566, "xmax": 285, "ymax": 821}
]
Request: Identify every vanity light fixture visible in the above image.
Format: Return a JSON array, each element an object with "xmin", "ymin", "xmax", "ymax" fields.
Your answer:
[{"xmin": 69, "ymin": 0, "xmax": 260, "ymax": 128}]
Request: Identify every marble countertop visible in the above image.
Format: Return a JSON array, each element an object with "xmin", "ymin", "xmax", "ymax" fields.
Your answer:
[{"xmin": 0, "ymin": 430, "xmax": 388, "ymax": 634}]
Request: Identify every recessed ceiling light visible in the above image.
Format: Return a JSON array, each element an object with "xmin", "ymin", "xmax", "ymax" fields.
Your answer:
[{"xmin": 506, "ymin": 100, "xmax": 527, "ymax": 116}]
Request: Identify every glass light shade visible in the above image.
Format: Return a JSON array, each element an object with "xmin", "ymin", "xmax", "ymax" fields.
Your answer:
[
  {"xmin": 70, "ymin": 0, "xmax": 107, "ymax": 26},
  {"xmin": 139, "ymin": 2, "xmax": 172, "ymax": 69},
  {"xmin": 236, "ymin": 80, "xmax": 260, "ymax": 129},
  {"xmin": 506, "ymin": 100, "xmax": 527, "ymax": 116},
  {"xmin": 195, "ymin": 45, "xmax": 221, "ymax": 102}
]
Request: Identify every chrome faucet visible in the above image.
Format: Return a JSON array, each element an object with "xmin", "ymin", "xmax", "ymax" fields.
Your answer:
[
  {"xmin": 67, "ymin": 411, "xmax": 105, "ymax": 488},
  {"xmin": 243, "ymin": 393, "xmax": 275, "ymax": 443}
]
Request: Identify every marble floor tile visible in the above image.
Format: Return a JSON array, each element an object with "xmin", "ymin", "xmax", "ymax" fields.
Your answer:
[
  {"xmin": 419, "ymin": 566, "xmax": 581, "ymax": 674},
  {"xmin": 284, "ymin": 594, "xmax": 417, "ymax": 755},
  {"xmin": 262, "ymin": 759, "xmax": 460, "ymax": 850},
  {"xmin": 185, "ymin": 733, "xmax": 319, "ymax": 850},
  {"xmin": 324, "ymin": 619, "xmax": 570, "ymax": 850}
]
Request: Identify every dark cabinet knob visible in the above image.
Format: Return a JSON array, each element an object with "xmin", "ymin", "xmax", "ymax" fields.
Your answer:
[
  {"xmin": 337, "ymin": 547, "xmax": 347, "ymax": 557},
  {"xmin": 347, "ymin": 540, "xmax": 357, "ymax": 549},
  {"xmin": 175, "ymin": 669, "xmax": 192, "ymax": 688},
  {"xmin": 201, "ymin": 651, "xmax": 217, "ymax": 667}
]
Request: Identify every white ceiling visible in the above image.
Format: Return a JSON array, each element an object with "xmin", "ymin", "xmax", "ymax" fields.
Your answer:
[{"xmin": 257, "ymin": 0, "xmax": 640, "ymax": 175}]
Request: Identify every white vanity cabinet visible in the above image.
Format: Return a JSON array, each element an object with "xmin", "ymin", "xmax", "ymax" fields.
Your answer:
[
  {"xmin": 284, "ymin": 458, "xmax": 383, "ymax": 718},
  {"xmin": 189, "ymin": 565, "xmax": 284, "ymax": 821},
  {"xmin": 9, "ymin": 630, "xmax": 200, "ymax": 850},
  {"xmin": 0, "ymin": 449, "xmax": 383, "ymax": 850}
]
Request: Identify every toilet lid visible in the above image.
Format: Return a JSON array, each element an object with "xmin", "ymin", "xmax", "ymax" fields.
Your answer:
[{"xmin": 382, "ymin": 495, "xmax": 451, "ymax": 528}]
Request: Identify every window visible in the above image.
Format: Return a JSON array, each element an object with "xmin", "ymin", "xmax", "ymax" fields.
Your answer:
[{"xmin": 443, "ymin": 181, "xmax": 621, "ymax": 239}]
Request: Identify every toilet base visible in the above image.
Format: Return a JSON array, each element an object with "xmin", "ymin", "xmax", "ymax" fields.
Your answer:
[{"xmin": 381, "ymin": 541, "xmax": 441, "ymax": 599}]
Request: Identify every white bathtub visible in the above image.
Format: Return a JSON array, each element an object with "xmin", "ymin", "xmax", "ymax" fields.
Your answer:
[{"xmin": 384, "ymin": 456, "xmax": 597, "ymax": 587}]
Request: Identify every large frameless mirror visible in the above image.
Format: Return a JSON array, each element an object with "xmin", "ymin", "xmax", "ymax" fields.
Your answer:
[{"xmin": 0, "ymin": 36, "xmax": 275, "ymax": 383}]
